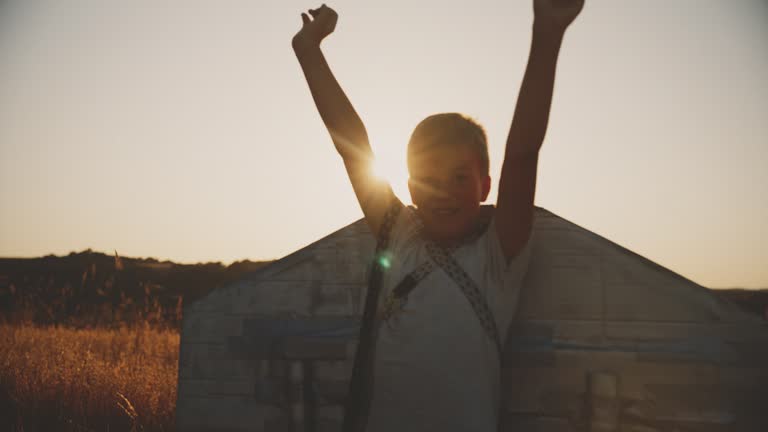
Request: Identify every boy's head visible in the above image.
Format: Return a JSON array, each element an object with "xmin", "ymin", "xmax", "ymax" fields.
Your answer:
[{"xmin": 406, "ymin": 113, "xmax": 491, "ymax": 243}]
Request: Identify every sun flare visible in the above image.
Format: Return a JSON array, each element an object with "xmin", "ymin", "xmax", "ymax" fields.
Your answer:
[
  {"xmin": 370, "ymin": 154, "xmax": 410, "ymax": 202},
  {"xmin": 369, "ymin": 158, "xmax": 387, "ymax": 182}
]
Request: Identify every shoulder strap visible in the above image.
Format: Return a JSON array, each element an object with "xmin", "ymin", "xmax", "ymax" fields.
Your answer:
[
  {"xmin": 343, "ymin": 202, "xmax": 502, "ymax": 432},
  {"xmin": 381, "ymin": 206, "xmax": 502, "ymax": 360},
  {"xmin": 424, "ymin": 241, "xmax": 503, "ymax": 361},
  {"xmin": 343, "ymin": 196, "xmax": 402, "ymax": 432}
]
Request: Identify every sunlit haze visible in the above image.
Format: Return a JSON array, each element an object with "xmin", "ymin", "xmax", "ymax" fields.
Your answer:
[{"xmin": 1, "ymin": 0, "xmax": 766, "ymax": 288}]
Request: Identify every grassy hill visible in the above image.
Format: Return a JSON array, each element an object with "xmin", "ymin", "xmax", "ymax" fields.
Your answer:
[{"xmin": 0, "ymin": 250, "xmax": 273, "ymax": 328}]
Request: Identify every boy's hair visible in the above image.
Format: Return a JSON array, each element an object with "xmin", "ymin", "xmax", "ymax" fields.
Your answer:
[{"xmin": 407, "ymin": 113, "xmax": 490, "ymax": 176}]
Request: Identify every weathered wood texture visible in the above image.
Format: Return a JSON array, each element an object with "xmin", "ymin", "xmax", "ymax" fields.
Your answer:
[{"xmin": 177, "ymin": 208, "xmax": 768, "ymax": 432}]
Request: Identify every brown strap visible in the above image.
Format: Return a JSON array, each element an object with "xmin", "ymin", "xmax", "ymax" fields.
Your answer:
[
  {"xmin": 344, "ymin": 203, "xmax": 501, "ymax": 432},
  {"xmin": 343, "ymin": 195, "xmax": 402, "ymax": 432}
]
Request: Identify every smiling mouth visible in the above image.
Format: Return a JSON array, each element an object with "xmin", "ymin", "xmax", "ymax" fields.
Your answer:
[{"xmin": 432, "ymin": 208, "xmax": 458, "ymax": 216}]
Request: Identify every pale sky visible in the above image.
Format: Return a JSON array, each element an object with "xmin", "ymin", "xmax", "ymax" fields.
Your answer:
[{"xmin": 1, "ymin": 0, "xmax": 766, "ymax": 289}]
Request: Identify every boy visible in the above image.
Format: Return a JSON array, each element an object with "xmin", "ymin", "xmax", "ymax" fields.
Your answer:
[{"xmin": 292, "ymin": 1, "xmax": 583, "ymax": 431}]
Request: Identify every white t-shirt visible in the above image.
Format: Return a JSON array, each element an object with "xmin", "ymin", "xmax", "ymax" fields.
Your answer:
[{"xmin": 366, "ymin": 205, "xmax": 533, "ymax": 432}]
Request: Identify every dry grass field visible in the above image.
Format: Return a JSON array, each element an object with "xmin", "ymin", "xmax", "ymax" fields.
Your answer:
[
  {"xmin": 0, "ymin": 251, "xmax": 275, "ymax": 431},
  {"xmin": 0, "ymin": 323, "xmax": 179, "ymax": 432}
]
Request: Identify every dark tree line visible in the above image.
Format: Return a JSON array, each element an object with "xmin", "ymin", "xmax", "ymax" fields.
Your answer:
[{"xmin": 0, "ymin": 250, "xmax": 272, "ymax": 329}]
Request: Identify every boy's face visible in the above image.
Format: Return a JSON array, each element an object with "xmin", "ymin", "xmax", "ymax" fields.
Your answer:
[{"xmin": 408, "ymin": 145, "xmax": 491, "ymax": 244}]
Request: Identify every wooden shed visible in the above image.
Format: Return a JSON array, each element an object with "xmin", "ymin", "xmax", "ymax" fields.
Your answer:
[{"xmin": 176, "ymin": 207, "xmax": 768, "ymax": 432}]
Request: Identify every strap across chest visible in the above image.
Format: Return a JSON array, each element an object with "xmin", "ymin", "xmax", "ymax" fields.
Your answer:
[
  {"xmin": 378, "ymin": 212, "xmax": 502, "ymax": 361},
  {"xmin": 343, "ymin": 198, "xmax": 501, "ymax": 432}
]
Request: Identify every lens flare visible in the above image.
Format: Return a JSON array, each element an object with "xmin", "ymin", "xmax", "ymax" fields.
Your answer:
[
  {"xmin": 370, "ymin": 158, "xmax": 394, "ymax": 184},
  {"xmin": 377, "ymin": 254, "xmax": 391, "ymax": 269}
]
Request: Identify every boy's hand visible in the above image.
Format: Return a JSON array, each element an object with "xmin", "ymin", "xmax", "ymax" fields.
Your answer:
[
  {"xmin": 291, "ymin": 2, "xmax": 396, "ymax": 238},
  {"xmin": 496, "ymin": 0, "xmax": 583, "ymax": 259},
  {"xmin": 292, "ymin": 4, "xmax": 338, "ymax": 53},
  {"xmin": 533, "ymin": 0, "xmax": 584, "ymax": 34}
]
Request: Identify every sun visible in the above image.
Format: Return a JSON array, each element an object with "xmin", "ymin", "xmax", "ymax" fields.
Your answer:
[
  {"xmin": 370, "ymin": 152, "xmax": 410, "ymax": 202},
  {"xmin": 369, "ymin": 158, "xmax": 392, "ymax": 183}
]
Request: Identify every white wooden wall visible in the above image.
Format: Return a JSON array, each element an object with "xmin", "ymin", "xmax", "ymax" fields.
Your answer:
[{"xmin": 177, "ymin": 208, "xmax": 768, "ymax": 432}]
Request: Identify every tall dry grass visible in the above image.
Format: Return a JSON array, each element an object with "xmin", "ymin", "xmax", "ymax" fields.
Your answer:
[{"xmin": 0, "ymin": 323, "xmax": 179, "ymax": 432}]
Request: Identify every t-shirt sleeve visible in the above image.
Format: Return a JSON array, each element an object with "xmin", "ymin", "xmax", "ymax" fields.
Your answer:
[
  {"xmin": 484, "ymin": 216, "xmax": 533, "ymax": 290},
  {"xmin": 386, "ymin": 205, "xmax": 422, "ymax": 258}
]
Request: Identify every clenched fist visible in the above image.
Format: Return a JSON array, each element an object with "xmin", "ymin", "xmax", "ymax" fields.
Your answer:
[
  {"xmin": 533, "ymin": 0, "xmax": 584, "ymax": 34},
  {"xmin": 292, "ymin": 4, "xmax": 338, "ymax": 53}
]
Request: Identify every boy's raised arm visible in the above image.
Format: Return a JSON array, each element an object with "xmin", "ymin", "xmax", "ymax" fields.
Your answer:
[
  {"xmin": 293, "ymin": 4, "xmax": 397, "ymax": 236},
  {"xmin": 495, "ymin": 0, "xmax": 583, "ymax": 259}
]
